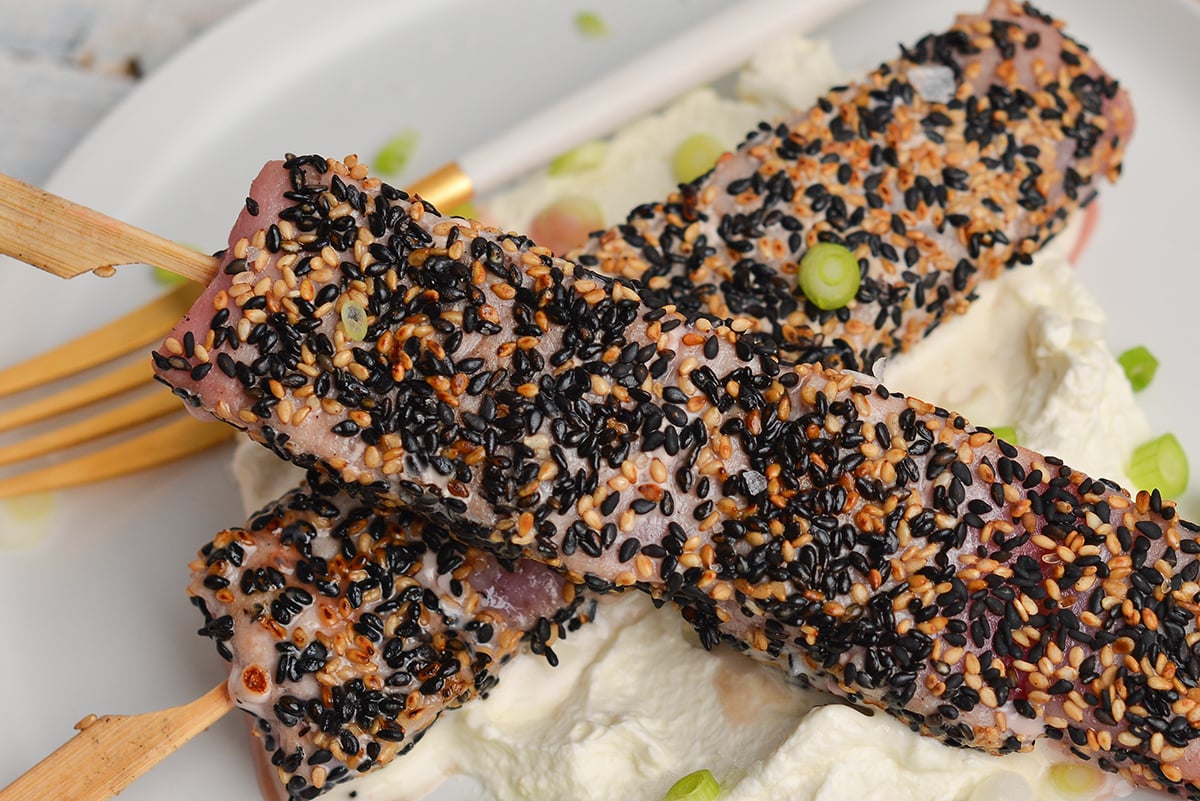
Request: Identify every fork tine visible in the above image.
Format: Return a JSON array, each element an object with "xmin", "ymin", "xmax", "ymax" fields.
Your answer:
[
  {"xmin": 0, "ymin": 281, "xmax": 201, "ymax": 398},
  {"xmin": 0, "ymin": 390, "xmax": 182, "ymax": 467},
  {"xmin": 0, "ymin": 359, "xmax": 150, "ymax": 434},
  {"xmin": 0, "ymin": 415, "xmax": 234, "ymax": 500}
]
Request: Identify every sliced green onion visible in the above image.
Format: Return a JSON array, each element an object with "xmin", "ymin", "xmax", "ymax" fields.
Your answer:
[
  {"xmin": 549, "ymin": 140, "xmax": 609, "ymax": 176},
  {"xmin": 447, "ymin": 201, "xmax": 479, "ymax": 220},
  {"xmin": 989, "ymin": 426, "xmax": 1018, "ymax": 445},
  {"xmin": 340, "ymin": 300, "xmax": 370, "ymax": 342},
  {"xmin": 1047, "ymin": 763, "xmax": 1103, "ymax": 798},
  {"xmin": 664, "ymin": 769, "xmax": 720, "ymax": 801},
  {"xmin": 798, "ymin": 243, "xmax": 861, "ymax": 310},
  {"xmin": 374, "ymin": 129, "xmax": 420, "ymax": 176},
  {"xmin": 1117, "ymin": 345, "xmax": 1159, "ymax": 392},
  {"xmin": 574, "ymin": 11, "xmax": 610, "ymax": 39},
  {"xmin": 1128, "ymin": 433, "xmax": 1189, "ymax": 497},
  {"xmin": 153, "ymin": 265, "xmax": 187, "ymax": 287},
  {"xmin": 673, "ymin": 133, "xmax": 724, "ymax": 184}
]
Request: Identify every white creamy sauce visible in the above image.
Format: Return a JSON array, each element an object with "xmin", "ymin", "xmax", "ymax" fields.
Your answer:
[
  {"xmin": 474, "ymin": 37, "xmax": 841, "ymax": 236},
  {"xmin": 234, "ymin": 33, "xmax": 1147, "ymax": 801},
  {"xmin": 881, "ymin": 245, "xmax": 1150, "ymax": 493}
]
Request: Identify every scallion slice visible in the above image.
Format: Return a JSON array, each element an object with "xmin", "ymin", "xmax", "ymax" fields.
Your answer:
[
  {"xmin": 549, "ymin": 140, "xmax": 609, "ymax": 176},
  {"xmin": 673, "ymin": 134, "xmax": 724, "ymax": 184},
  {"xmin": 1047, "ymin": 763, "xmax": 1103, "ymax": 798},
  {"xmin": 664, "ymin": 769, "xmax": 720, "ymax": 801},
  {"xmin": 374, "ymin": 129, "xmax": 420, "ymax": 176},
  {"xmin": 798, "ymin": 243, "xmax": 861, "ymax": 310},
  {"xmin": 1117, "ymin": 345, "xmax": 1159, "ymax": 392},
  {"xmin": 575, "ymin": 11, "xmax": 610, "ymax": 39},
  {"xmin": 340, "ymin": 300, "xmax": 370, "ymax": 342},
  {"xmin": 1128, "ymin": 433, "xmax": 1189, "ymax": 497},
  {"xmin": 447, "ymin": 201, "xmax": 479, "ymax": 220},
  {"xmin": 153, "ymin": 265, "xmax": 187, "ymax": 287},
  {"xmin": 990, "ymin": 426, "xmax": 1018, "ymax": 445}
]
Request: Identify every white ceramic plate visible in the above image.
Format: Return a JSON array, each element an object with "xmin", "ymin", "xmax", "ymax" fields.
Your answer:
[{"xmin": 0, "ymin": 2, "xmax": 1196, "ymax": 800}]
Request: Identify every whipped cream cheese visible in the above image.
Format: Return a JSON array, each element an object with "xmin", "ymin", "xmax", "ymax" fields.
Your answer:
[
  {"xmin": 882, "ymin": 237, "xmax": 1150, "ymax": 492},
  {"xmin": 234, "ymin": 32, "xmax": 1144, "ymax": 801}
]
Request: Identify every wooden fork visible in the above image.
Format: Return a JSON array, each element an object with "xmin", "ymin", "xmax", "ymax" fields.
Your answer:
[{"xmin": 0, "ymin": 173, "xmax": 230, "ymax": 498}]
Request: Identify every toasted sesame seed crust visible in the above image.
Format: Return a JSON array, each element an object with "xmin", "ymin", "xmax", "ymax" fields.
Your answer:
[
  {"xmin": 157, "ymin": 144, "xmax": 1199, "ymax": 797},
  {"xmin": 189, "ymin": 480, "xmax": 584, "ymax": 800},
  {"xmin": 575, "ymin": 0, "xmax": 1132, "ymax": 371}
]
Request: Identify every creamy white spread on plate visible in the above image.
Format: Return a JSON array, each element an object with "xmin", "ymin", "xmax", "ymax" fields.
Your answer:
[{"xmin": 234, "ymin": 33, "xmax": 1145, "ymax": 801}]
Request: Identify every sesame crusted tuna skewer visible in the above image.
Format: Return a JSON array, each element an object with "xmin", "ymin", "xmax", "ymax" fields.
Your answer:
[
  {"xmin": 165, "ymin": 9, "xmax": 1146, "ymax": 788},
  {"xmin": 160, "ymin": 8, "xmax": 1154, "ymax": 788},
  {"xmin": 576, "ymin": 0, "xmax": 1132, "ymax": 369},
  {"xmin": 189, "ymin": 477, "xmax": 585, "ymax": 800},
  {"xmin": 155, "ymin": 154, "xmax": 1200, "ymax": 796}
]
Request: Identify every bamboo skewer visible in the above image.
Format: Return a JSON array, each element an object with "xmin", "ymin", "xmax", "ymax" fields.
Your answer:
[
  {"xmin": 0, "ymin": 684, "xmax": 232, "ymax": 801},
  {"xmin": 0, "ymin": 173, "xmax": 219, "ymax": 283},
  {"xmin": 0, "ymin": 164, "xmax": 474, "ymax": 285}
]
